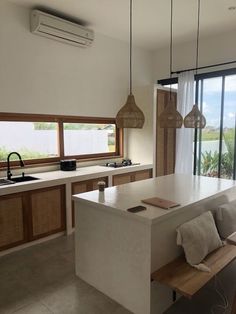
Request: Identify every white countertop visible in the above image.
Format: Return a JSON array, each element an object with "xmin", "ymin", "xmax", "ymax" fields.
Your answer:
[
  {"xmin": 0, "ymin": 164, "xmax": 153, "ymax": 196},
  {"xmin": 73, "ymin": 174, "xmax": 236, "ymax": 225}
]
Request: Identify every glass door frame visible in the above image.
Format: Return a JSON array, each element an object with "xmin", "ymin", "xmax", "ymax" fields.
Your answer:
[{"xmin": 157, "ymin": 67, "xmax": 236, "ymax": 179}]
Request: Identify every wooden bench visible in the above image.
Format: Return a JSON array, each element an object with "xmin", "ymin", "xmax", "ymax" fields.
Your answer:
[
  {"xmin": 151, "ymin": 243, "xmax": 236, "ymax": 299},
  {"xmin": 227, "ymin": 232, "xmax": 236, "ymax": 246}
]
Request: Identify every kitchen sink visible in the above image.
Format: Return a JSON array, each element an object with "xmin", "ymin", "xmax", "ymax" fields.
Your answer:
[
  {"xmin": 10, "ymin": 176, "xmax": 39, "ymax": 183},
  {"xmin": 0, "ymin": 179, "xmax": 15, "ymax": 186},
  {"xmin": 0, "ymin": 176, "xmax": 39, "ymax": 186}
]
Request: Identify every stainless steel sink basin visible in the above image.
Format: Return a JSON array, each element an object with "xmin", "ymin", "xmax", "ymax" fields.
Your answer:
[
  {"xmin": 0, "ymin": 179, "xmax": 15, "ymax": 186},
  {"xmin": 10, "ymin": 176, "xmax": 39, "ymax": 183},
  {"xmin": 0, "ymin": 176, "xmax": 39, "ymax": 186}
]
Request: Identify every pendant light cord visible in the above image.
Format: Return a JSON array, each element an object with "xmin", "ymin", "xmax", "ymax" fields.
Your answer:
[
  {"xmin": 130, "ymin": 0, "xmax": 132, "ymax": 95},
  {"xmin": 196, "ymin": 0, "xmax": 200, "ymax": 74},
  {"xmin": 169, "ymin": 0, "xmax": 173, "ymax": 99}
]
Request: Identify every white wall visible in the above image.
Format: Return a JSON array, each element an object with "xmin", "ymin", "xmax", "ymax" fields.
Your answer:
[
  {"xmin": 0, "ymin": 1, "xmax": 152, "ymax": 118},
  {"xmin": 127, "ymin": 85, "xmax": 154, "ymax": 164},
  {"xmin": 153, "ymin": 29, "xmax": 236, "ymax": 81}
]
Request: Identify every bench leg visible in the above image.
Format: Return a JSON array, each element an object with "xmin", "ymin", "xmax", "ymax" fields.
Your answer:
[{"xmin": 172, "ymin": 291, "xmax": 176, "ymax": 302}]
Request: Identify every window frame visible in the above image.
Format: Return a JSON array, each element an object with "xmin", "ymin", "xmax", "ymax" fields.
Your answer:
[
  {"xmin": 158, "ymin": 67, "xmax": 236, "ymax": 180},
  {"xmin": 0, "ymin": 112, "xmax": 123, "ymax": 168}
]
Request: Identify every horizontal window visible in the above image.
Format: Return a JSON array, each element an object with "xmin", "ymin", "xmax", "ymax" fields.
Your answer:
[
  {"xmin": 0, "ymin": 121, "xmax": 59, "ymax": 162},
  {"xmin": 63, "ymin": 123, "xmax": 116, "ymax": 156},
  {"xmin": 0, "ymin": 113, "xmax": 123, "ymax": 166}
]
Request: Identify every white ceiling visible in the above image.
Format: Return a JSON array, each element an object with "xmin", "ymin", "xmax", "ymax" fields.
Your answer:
[{"xmin": 8, "ymin": 0, "xmax": 236, "ymax": 50}]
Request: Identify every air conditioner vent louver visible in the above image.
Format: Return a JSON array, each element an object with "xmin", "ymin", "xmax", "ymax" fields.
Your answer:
[{"xmin": 30, "ymin": 10, "xmax": 94, "ymax": 48}]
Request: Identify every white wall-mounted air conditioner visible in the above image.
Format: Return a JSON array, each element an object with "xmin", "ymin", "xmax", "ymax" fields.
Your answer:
[{"xmin": 30, "ymin": 10, "xmax": 94, "ymax": 48}]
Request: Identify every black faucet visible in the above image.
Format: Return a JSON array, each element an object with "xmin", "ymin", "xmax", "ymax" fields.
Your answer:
[{"xmin": 7, "ymin": 152, "xmax": 24, "ymax": 180}]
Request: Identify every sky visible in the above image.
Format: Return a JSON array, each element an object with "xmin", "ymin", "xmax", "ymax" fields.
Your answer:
[
  {"xmin": 166, "ymin": 74, "xmax": 236, "ymax": 129},
  {"xmin": 202, "ymin": 75, "xmax": 236, "ymax": 128}
]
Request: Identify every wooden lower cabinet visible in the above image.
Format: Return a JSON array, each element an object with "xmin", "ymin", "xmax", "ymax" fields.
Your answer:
[
  {"xmin": 134, "ymin": 169, "xmax": 152, "ymax": 181},
  {"xmin": 72, "ymin": 176, "xmax": 108, "ymax": 227},
  {"xmin": 0, "ymin": 185, "xmax": 66, "ymax": 251},
  {"xmin": 0, "ymin": 193, "xmax": 27, "ymax": 251},
  {"xmin": 29, "ymin": 186, "xmax": 66, "ymax": 240},
  {"xmin": 113, "ymin": 169, "xmax": 152, "ymax": 186}
]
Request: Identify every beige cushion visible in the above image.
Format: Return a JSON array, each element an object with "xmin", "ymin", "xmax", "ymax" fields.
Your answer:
[
  {"xmin": 177, "ymin": 211, "xmax": 223, "ymax": 267},
  {"xmin": 216, "ymin": 200, "xmax": 236, "ymax": 239}
]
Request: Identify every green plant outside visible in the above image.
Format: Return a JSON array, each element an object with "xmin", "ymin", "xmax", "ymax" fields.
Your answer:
[
  {"xmin": 0, "ymin": 145, "xmax": 115, "ymax": 162},
  {"xmin": 201, "ymin": 128, "xmax": 234, "ymax": 141},
  {"xmin": 200, "ymin": 132, "xmax": 235, "ymax": 179},
  {"xmin": 0, "ymin": 147, "xmax": 49, "ymax": 162}
]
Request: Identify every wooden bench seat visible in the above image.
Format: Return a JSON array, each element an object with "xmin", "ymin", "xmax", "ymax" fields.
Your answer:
[
  {"xmin": 227, "ymin": 232, "xmax": 236, "ymax": 246},
  {"xmin": 151, "ymin": 244, "xmax": 236, "ymax": 299}
]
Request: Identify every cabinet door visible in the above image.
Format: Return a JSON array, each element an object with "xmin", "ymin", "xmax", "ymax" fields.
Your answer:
[
  {"xmin": 30, "ymin": 185, "xmax": 66, "ymax": 240},
  {"xmin": 134, "ymin": 169, "xmax": 152, "ymax": 182},
  {"xmin": 113, "ymin": 173, "xmax": 132, "ymax": 186},
  {"xmin": 72, "ymin": 177, "xmax": 108, "ymax": 227},
  {"xmin": 91, "ymin": 177, "xmax": 108, "ymax": 190},
  {"xmin": 0, "ymin": 193, "xmax": 27, "ymax": 251},
  {"xmin": 113, "ymin": 169, "xmax": 152, "ymax": 186},
  {"xmin": 156, "ymin": 89, "xmax": 176, "ymax": 176},
  {"xmin": 72, "ymin": 181, "xmax": 90, "ymax": 228},
  {"xmin": 73, "ymin": 181, "xmax": 88, "ymax": 195}
]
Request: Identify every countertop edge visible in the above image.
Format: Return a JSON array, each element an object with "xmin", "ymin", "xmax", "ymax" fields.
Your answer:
[
  {"xmin": 73, "ymin": 179, "xmax": 236, "ymax": 225},
  {"xmin": 0, "ymin": 164, "xmax": 153, "ymax": 196}
]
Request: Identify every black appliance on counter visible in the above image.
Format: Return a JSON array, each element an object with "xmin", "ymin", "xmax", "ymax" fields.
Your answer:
[
  {"xmin": 60, "ymin": 159, "xmax": 77, "ymax": 171},
  {"xmin": 103, "ymin": 159, "xmax": 139, "ymax": 168}
]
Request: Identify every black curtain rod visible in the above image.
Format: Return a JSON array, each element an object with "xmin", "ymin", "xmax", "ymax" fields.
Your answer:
[{"xmin": 171, "ymin": 60, "xmax": 236, "ymax": 75}]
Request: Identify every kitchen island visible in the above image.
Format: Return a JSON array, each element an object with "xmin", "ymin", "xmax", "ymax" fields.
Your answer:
[{"xmin": 73, "ymin": 174, "xmax": 236, "ymax": 314}]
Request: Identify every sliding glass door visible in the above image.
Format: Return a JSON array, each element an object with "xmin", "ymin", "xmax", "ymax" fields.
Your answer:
[{"xmin": 194, "ymin": 72, "xmax": 236, "ymax": 179}]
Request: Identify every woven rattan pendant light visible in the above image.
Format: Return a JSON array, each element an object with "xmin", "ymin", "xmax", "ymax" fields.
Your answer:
[
  {"xmin": 184, "ymin": 0, "xmax": 206, "ymax": 128},
  {"xmin": 158, "ymin": 0, "xmax": 183, "ymax": 128},
  {"xmin": 116, "ymin": 0, "xmax": 145, "ymax": 129}
]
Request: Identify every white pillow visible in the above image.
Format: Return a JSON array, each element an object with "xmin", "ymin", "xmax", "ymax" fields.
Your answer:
[
  {"xmin": 177, "ymin": 211, "xmax": 223, "ymax": 269},
  {"xmin": 216, "ymin": 200, "xmax": 236, "ymax": 239}
]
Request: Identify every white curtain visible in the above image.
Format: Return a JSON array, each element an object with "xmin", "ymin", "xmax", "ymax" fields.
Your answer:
[{"xmin": 175, "ymin": 71, "xmax": 194, "ymax": 174}]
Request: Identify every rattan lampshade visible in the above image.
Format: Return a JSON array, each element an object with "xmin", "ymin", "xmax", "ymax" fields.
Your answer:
[
  {"xmin": 116, "ymin": 94, "xmax": 145, "ymax": 128},
  {"xmin": 115, "ymin": 0, "xmax": 145, "ymax": 129},
  {"xmin": 158, "ymin": 97, "xmax": 183, "ymax": 128},
  {"xmin": 158, "ymin": 0, "xmax": 183, "ymax": 129},
  {"xmin": 184, "ymin": 104, "xmax": 206, "ymax": 128},
  {"xmin": 184, "ymin": 0, "xmax": 206, "ymax": 129}
]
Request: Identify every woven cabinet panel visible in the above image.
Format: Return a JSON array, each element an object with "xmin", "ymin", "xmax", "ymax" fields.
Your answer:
[
  {"xmin": 31, "ymin": 188, "xmax": 62, "ymax": 236},
  {"xmin": 134, "ymin": 170, "xmax": 152, "ymax": 181},
  {"xmin": 92, "ymin": 177, "xmax": 108, "ymax": 190},
  {"xmin": 113, "ymin": 173, "xmax": 132, "ymax": 186},
  {"xmin": 0, "ymin": 197, "xmax": 24, "ymax": 247},
  {"xmin": 73, "ymin": 182, "xmax": 88, "ymax": 194}
]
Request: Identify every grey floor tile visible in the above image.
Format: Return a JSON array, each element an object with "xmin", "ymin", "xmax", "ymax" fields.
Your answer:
[
  {"xmin": 0, "ymin": 275, "xmax": 37, "ymax": 314},
  {"xmin": 35, "ymin": 273, "xmax": 121, "ymax": 314},
  {"xmin": 12, "ymin": 302, "xmax": 53, "ymax": 314},
  {"xmin": 113, "ymin": 305, "xmax": 132, "ymax": 314},
  {"xmin": 0, "ymin": 235, "xmax": 235, "ymax": 314},
  {"xmin": 37, "ymin": 235, "xmax": 74, "ymax": 255}
]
